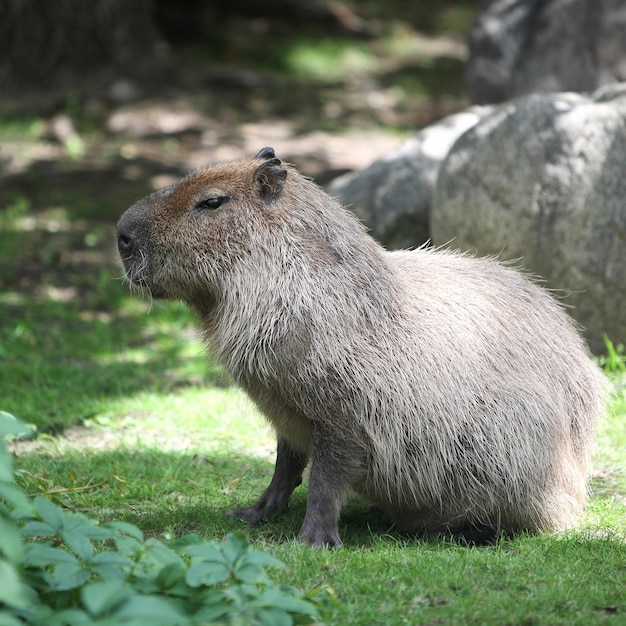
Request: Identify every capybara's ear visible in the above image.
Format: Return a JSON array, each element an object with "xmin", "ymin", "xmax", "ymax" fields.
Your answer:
[
  {"xmin": 255, "ymin": 146, "xmax": 276, "ymax": 160},
  {"xmin": 254, "ymin": 157, "xmax": 287, "ymax": 201}
]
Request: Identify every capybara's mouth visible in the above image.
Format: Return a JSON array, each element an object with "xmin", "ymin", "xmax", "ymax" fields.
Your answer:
[
  {"xmin": 121, "ymin": 265, "xmax": 165, "ymax": 298},
  {"xmin": 129, "ymin": 274, "xmax": 149, "ymax": 289},
  {"xmin": 131, "ymin": 277, "xmax": 166, "ymax": 299}
]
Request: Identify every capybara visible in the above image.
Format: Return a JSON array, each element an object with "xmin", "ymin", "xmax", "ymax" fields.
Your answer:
[{"xmin": 117, "ymin": 147, "xmax": 605, "ymax": 547}]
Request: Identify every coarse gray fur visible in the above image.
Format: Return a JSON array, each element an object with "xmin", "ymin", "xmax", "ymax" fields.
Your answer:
[{"xmin": 116, "ymin": 148, "xmax": 606, "ymax": 547}]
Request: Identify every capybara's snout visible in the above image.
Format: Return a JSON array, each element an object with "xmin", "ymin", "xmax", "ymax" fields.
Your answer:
[
  {"xmin": 116, "ymin": 203, "xmax": 155, "ymax": 292},
  {"xmin": 116, "ymin": 205, "xmax": 145, "ymax": 260},
  {"xmin": 116, "ymin": 228, "xmax": 134, "ymax": 258}
]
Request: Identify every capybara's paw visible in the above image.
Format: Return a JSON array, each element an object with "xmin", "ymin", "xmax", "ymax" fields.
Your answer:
[
  {"xmin": 298, "ymin": 523, "xmax": 343, "ymax": 548},
  {"xmin": 227, "ymin": 505, "xmax": 267, "ymax": 526}
]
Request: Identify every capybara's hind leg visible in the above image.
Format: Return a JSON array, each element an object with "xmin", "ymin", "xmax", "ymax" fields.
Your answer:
[{"xmin": 228, "ymin": 437, "xmax": 308, "ymax": 525}]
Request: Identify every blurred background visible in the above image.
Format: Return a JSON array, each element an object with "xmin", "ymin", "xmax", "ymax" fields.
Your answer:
[
  {"xmin": 0, "ymin": 0, "xmax": 476, "ymax": 432},
  {"xmin": 1, "ymin": 0, "xmax": 624, "ymax": 433},
  {"xmin": 0, "ymin": 0, "xmax": 474, "ymax": 183}
]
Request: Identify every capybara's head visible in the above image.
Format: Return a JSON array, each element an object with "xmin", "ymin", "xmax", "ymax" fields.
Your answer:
[{"xmin": 116, "ymin": 147, "xmax": 288, "ymax": 303}]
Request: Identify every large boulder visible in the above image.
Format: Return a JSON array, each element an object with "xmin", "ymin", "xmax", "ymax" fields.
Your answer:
[
  {"xmin": 467, "ymin": 0, "xmax": 626, "ymax": 104},
  {"xmin": 431, "ymin": 84, "xmax": 626, "ymax": 353},
  {"xmin": 327, "ymin": 107, "xmax": 492, "ymax": 249}
]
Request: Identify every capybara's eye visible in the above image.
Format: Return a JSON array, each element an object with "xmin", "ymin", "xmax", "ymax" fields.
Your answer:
[{"xmin": 196, "ymin": 197, "xmax": 226, "ymax": 210}]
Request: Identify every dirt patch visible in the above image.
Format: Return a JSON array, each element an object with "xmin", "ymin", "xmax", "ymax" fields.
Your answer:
[{"xmin": 9, "ymin": 421, "xmax": 276, "ymax": 460}]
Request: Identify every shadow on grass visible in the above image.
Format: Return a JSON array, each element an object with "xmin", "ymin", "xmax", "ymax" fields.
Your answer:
[
  {"xmin": 14, "ymin": 442, "xmax": 402, "ymax": 547},
  {"xmin": 379, "ymin": 57, "xmax": 467, "ymax": 102},
  {"xmin": 0, "ymin": 156, "xmax": 231, "ymax": 432},
  {"xmin": 13, "ymin": 438, "xmax": 626, "ymax": 559},
  {"xmin": 0, "ymin": 156, "xmax": 188, "ymax": 222},
  {"xmin": 0, "ymin": 292, "xmax": 228, "ymax": 431}
]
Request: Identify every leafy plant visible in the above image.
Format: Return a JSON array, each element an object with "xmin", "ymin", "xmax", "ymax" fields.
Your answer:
[{"xmin": 0, "ymin": 411, "xmax": 329, "ymax": 625}]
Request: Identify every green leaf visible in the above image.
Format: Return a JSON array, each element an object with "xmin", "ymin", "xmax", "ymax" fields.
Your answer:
[
  {"xmin": 90, "ymin": 563, "xmax": 128, "ymax": 582},
  {"xmin": 241, "ymin": 551, "xmax": 285, "ymax": 570},
  {"xmin": 10, "ymin": 506, "xmax": 36, "ymax": 522},
  {"xmin": 0, "ymin": 610, "xmax": 27, "ymax": 626},
  {"xmin": 129, "ymin": 575, "xmax": 161, "ymax": 595},
  {"xmin": 51, "ymin": 561, "xmax": 90, "ymax": 591},
  {"xmin": 159, "ymin": 579, "xmax": 196, "ymax": 600},
  {"xmin": 92, "ymin": 550, "xmax": 133, "ymax": 569},
  {"xmin": 132, "ymin": 539, "xmax": 184, "ymax": 583},
  {"xmin": 24, "ymin": 543, "xmax": 78, "ymax": 567},
  {"xmin": 220, "ymin": 532, "xmax": 250, "ymax": 567},
  {"xmin": 223, "ymin": 584, "xmax": 259, "ymax": 606},
  {"xmin": 183, "ymin": 542, "xmax": 224, "ymax": 561},
  {"xmin": 191, "ymin": 601, "xmax": 231, "ymax": 624},
  {"xmin": 0, "ymin": 561, "xmax": 32, "ymax": 610},
  {"xmin": 157, "ymin": 562, "xmax": 185, "ymax": 591},
  {"xmin": 33, "ymin": 496, "xmax": 65, "ymax": 531},
  {"xmin": 0, "ymin": 481, "xmax": 31, "ymax": 511},
  {"xmin": 0, "ymin": 516, "xmax": 23, "ymax": 563},
  {"xmin": 19, "ymin": 563, "xmax": 54, "ymax": 590},
  {"xmin": 105, "ymin": 520, "xmax": 144, "ymax": 541},
  {"xmin": 233, "ymin": 551, "xmax": 285, "ymax": 585},
  {"xmin": 0, "ymin": 412, "xmax": 32, "ymax": 439},
  {"xmin": 233, "ymin": 561, "xmax": 270, "ymax": 585},
  {"xmin": 112, "ymin": 534, "xmax": 143, "ymax": 558},
  {"xmin": 37, "ymin": 608, "xmax": 93, "ymax": 626},
  {"xmin": 171, "ymin": 533, "xmax": 204, "ymax": 550},
  {"xmin": 0, "ymin": 452, "xmax": 15, "ymax": 483},
  {"xmin": 113, "ymin": 595, "xmax": 188, "ymax": 625},
  {"xmin": 62, "ymin": 530, "xmax": 94, "ymax": 562},
  {"xmin": 81, "ymin": 581, "xmax": 132, "ymax": 617},
  {"xmin": 256, "ymin": 607, "xmax": 292, "ymax": 626},
  {"xmin": 254, "ymin": 587, "xmax": 319, "ymax": 617},
  {"xmin": 21, "ymin": 520, "xmax": 57, "ymax": 537},
  {"xmin": 64, "ymin": 512, "xmax": 112, "ymax": 540},
  {"xmin": 186, "ymin": 560, "xmax": 231, "ymax": 587},
  {"xmin": 144, "ymin": 538, "xmax": 182, "ymax": 563}
]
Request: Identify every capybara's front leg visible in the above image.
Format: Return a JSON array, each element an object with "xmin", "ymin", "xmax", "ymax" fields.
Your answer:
[
  {"xmin": 297, "ymin": 424, "xmax": 365, "ymax": 548},
  {"xmin": 228, "ymin": 437, "xmax": 308, "ymax": 525}
]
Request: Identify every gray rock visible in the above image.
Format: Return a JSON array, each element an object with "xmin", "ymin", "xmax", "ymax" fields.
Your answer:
[
  {"xmin": 431, "ymin": 84, "xmax": 626, "ymax": 353},
  {"xmin": 327, "ymin": 107, "xmax": 492, "ymax": 249},
  {"xmin": 467, "ymin": 0, "xmax": 626, "ymax": 104}
]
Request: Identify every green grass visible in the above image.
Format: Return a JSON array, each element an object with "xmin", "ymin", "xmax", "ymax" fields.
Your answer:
[
  {"xmin": 0, "ymin": 292, "xmax": 221, "ymax": 431},
  {"xmin": 0, "ymin": 114, "xmax": 42, "ymax": 139},
  {"xmin": 7, "ymin": 381, "xmax": 626, "ymax": 625},
  {"xmin": 284, "ymin": 39, "xmax": 376, "ymax": 80}
]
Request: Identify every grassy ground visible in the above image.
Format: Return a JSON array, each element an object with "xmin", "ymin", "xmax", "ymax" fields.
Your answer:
[
  {"xmin": 2, "ymin": 195, "xmax": 625, "ymax": 624},
  {"xmin": 2, "ymin": 5, "xmax": 625, "ymax": 622},
  {"xmin": 4, "ymin": 311, "xmax": 626, "ymax": 625}
]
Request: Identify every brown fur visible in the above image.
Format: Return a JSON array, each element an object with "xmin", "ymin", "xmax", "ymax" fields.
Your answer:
[{"xmin": 117, "ymin": 148, "xmax": 606, "ymax": 547}]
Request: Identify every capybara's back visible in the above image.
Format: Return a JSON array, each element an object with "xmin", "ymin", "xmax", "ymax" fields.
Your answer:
[
  {"xmin": 357, "ymin": 248, "xmax": 603, "ymax": 536},
  {"xmin": 117, "ymin": 148, "xmax": 606, "ymax": 546}
]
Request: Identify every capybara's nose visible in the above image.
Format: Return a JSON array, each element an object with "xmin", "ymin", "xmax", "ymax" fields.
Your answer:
[{"xmin": 117, "ymin": 230, "xmax": 134, "ymax": 256}]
